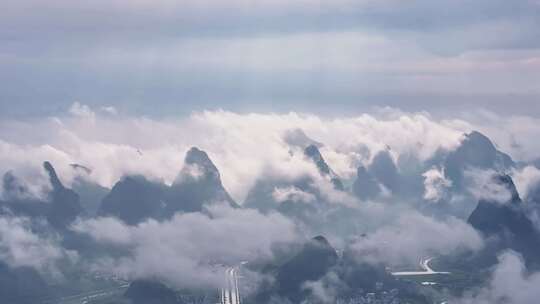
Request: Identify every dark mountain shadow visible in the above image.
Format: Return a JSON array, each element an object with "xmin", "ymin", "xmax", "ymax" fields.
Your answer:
[
  {"xmin": 165, "ymin": 147, "xmax": 237, "ymax": 216},
  {"xmin": 467, "ymin": 174, "xmax": 540, "ymax": 269},
  {"xmin": 98, "ymin": 147, "xmax": 237, "ymax": 225},
  {"xmin": 0, "ymin": 162, "xmax": 83, "ymax": 230},
  {"xmin": 304, "ymin": 145, "xmax": 344, "ymax": 191},
  {"xmin": 445, "ymin": 131, "xmax": 514, "ymax": 190},
  {"xmin": 98, "ymin": 175, "xmax": 168, "ymax": 225}
]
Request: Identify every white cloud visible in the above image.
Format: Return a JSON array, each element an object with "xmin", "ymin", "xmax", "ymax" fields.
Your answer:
[
  {"xmin": 465, "ymin": 169, "xmax": 514, "ymax": 204},
  {"xmin": 272, "ymin": 186, "xmax": 316, "ymax": 204},
  {"xmin": 100, "ymin": 106, "xmax": 118, "ymax": 115},
  {"xmin": 175, "ymin": 163, "xmax": 205, "ymax": 184},
  {"xmin": 0, "ymin": 106, "xmax": 470, "ymax": 203},
  {"xmin": 69, "ymin": 101, "xmax": 96, "ymax": 121},
  {"xmin": 72, "ymin": 205, "xmax": 299, "ymax": 288},
  {"xmin": 422, "ymin": 166, "xmax": 452, "ymax": 202},
  {"xmin": 302, "ymin": 271, "xmax": 342, "ymax": 303},
  {"xmin": 349, "ymin": 212, "xmax": 483, "ymax": 266},
  {"xmin": 457, "ymin": 251, "xmax": 540, "ymax": 304},
  {"xmin": 0, "ymin": 216, "xmax": 76, "ymax": 273},
  {"xmin": 511, "ymin": 165, "xmax": 540, "ymax": 201},
  {"xmin": 459, "ymin": 110, "xmax": 540, "ymax": 161},
  {"xmin": 72, "ymin": 216, "xmax": 132, "ymax": 245}
]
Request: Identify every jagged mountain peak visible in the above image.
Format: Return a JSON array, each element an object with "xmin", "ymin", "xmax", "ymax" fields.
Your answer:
[
  {"xmin": 352, "ymin": 165, "xmax": 381, "ymax": 200},
  {"xmin": 185, "ymin": 147, "xmax": 216, "ymax": 168},
  {"xmin": 41, "ymin": 161, "xmax": 83, "ymax": 229},
  {"xmin": 369, "ymin": 150, "xmax": 399, "ymax": 193},
  {"xmin": 444, "ymin": 131, "xmax": 514, "ymax": 189},
  {"xmin": 464, "ymin": 130, "xmax": 494, "ymax": 146},
  {"xmin": 179, "ymin": 147, "xmax": 220, "ymax": 182},
  {"xmin": 467, "ymin": 173, "xmax": 540, "ymax": 266},
  {"xmin": 274, "ymin": 235, "xmax": 338, "ymax": 302},
  {"xmin": 459, "ymin": 131, "xmax": 514, "ymax": 168},
  {"xmin": 283, "ymin": 129, "xmax": 323, "ymax": 149},
  {"xmin": 304, "ymin": 145, "xmax": 344, "ymax": 190},
  {"xmin": 98, "ymin": 175, "xmax": 167, "ymax": 225},
  {"xmin": 70, "ymin": 163, "xmax": 92, "ymax": 175},
  {"xmin": 304, "ymin": 144, "xmax": 321, "ymax": 157},
  {"xmin": 304, "ymin": 145, "xmax": 329, "ymax": 174},
  {"xmin": 43, "ymin": 161, "xmax": 64, "ymax": 190},
  {"xmin": 311, "ymin": 235, "xmax": 333, "ymax": 248},
  {"xmin": 491, "ymin": 173, "xmax": 521, "ymax": 204}
]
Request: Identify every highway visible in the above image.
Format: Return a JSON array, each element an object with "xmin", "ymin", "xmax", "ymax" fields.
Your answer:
[
  {"xmin": 391, "ymin": 257, "xmax": 450, "ymax": 276},
  {"xmin": 221, "ymin": 267, "xmax": 240, "ymax": 304}
]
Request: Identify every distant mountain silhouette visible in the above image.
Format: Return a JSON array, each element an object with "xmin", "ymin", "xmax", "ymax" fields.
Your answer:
[
  {"xmin": 71, "ymin": 176, "xmax": 109, "ymax": 216},
  {"xmin": 165, "ymin": 147, "xmax": 237, "ymax": 215},
  {"xmin": 252, "ymin": 235, "xmax": 428, "ymax": 303},
  {"xmin": 283, "ymin": 129, "xmax": 323, "ymax": 149},
  {"xmin": 304, "ymin": 145, "xmax": 344, "ymax": 190},
  {"xmin": 99, "ymin": 175, "xmax": 167, "ymax": 225},
  {"xmin": 98, "ymin": 147, "xmax": 237, "ymax": 225},
  {"xmin": 369, "ymin": 150, "xmax": 400, "ymax": 194},
  {"xmin": 0, "ymin": 162, "xmax": 82, "ymax": 230},
  {"xmin": 245, "ymin": 144, "xmax": 344, "ymax": 215},
  {"xmin": 351, "ymin": 149, "xmax": 401, "ymax": 201},
  {"xmin": 274, "ymin": 236, "xmax": 338, "ymax": 302},
  {"xmin": 43, "ymin": 161, "xmax": 84, "ymax": 229},
  {"xmin": 468, "ymin": 174, "xmax": 540, "ymax": 267},
  {"xmin": 352, "ymin": 166, "xmax": 381, "ymax": 200},
  {"xmin": 445, "ymin": 131, "xmax": 514, "ymax": 189}
]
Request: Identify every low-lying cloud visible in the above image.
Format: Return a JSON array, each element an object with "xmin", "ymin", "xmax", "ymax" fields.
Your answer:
[
  {"xmin": 0, "ymin": 104, "xmax": 474, "ymax": 203},
  {"xmin": 456, "ymin": 251, "xmax": 540, "ymax": 304},
  {"xmin": 0, "ymin": 216, "xmax": 76, "ymax": 274},
  {"xmin": 422, "ymin": 166, "xmax": 452, "ymax": 202},
  {"xmin": 349, "ymin": 212, "xmax": 483, "ymax": 266},
  {"xmin": 72, "ymin": 205, "xmax": 299, "ymax": 288}
]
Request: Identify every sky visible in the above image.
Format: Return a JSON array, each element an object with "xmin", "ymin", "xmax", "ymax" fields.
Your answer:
[{"xmin": 1, "ymin": 0, "xmax": 540, "ymax": 118}]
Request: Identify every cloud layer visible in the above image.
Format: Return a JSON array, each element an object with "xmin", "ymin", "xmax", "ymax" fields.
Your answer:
[
  {"xmin": 72, "ymin": 205, "xmax": 298, "ymax": 288},
  {"xmin": 0, "ymin": 216, "xmax": 75, "ymax": 274},
  {"xmin": 457, "ymin": 251, "xmax": 540, "ymax": 304},
  {"xmin": 0, "ymin": 105, "xmax": 472, "ymax": 202}
]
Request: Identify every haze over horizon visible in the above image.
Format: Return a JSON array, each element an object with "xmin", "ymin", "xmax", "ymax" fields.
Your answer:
[{"xmin": 1, "ymin": 0, "xmax": 540, "ymax": 118}]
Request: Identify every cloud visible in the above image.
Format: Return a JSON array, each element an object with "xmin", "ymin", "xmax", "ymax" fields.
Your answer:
[
  {"xmin": 0, "ymin": 106, "xmax": 471, "ymax": 203},
  {"xmin": 0, "ymin": 215, "xmax": 76, "ymax": 273},
  {"xmin": 69, "ymin": 101, "xmax": 96, "ymax": 121},
  {"xmin": 302, "ymin": 271, "xmax": 342, "ymax": 303},
  {"xmin": 349, "ymin": 212, "xmax": 483, "ymax": 266},
  {"xmin": 175, "ymin": 163, "xmax": 205, "ymax": 183},
  {"xmin": 272, "ymin": 186, "xmax": 316, "ymax": 204},
  {"xmin": 422, "ymin": 166, "xmax": 452, "ymax": 202},
  {"xmin": 72, "ymin": 205, "xmax": 299, "ymax": 288},
  {"xmin": 456, "ymin": 251, "xmax": 540, "ymax": 304},
  {"xmin": 100, "ymin": 106, "xmax": 118, "ymax": 115},
  {"xmin": 465, "ymin": 169, "xmax": 514, "ymax": 204},
  {"xmin": 459, "ymin": 110, "xmax": 540, "ymax": 161},
  {"xmin": 511, "ymin": 165, "xmax": 540, "ymax": 201}
]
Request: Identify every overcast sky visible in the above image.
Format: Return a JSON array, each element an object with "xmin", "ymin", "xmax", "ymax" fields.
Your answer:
[{"xmin": 1, "ymin": 0, "xmax": 539, "ymax": 118}]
